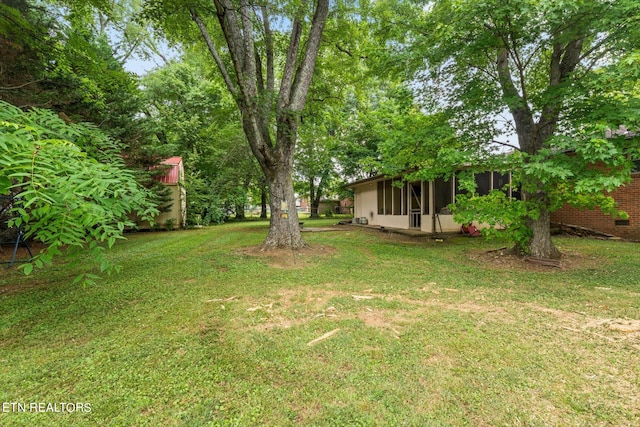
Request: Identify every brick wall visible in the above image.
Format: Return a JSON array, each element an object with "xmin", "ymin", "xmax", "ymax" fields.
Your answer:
[{"xmin": 550, "ymin": 173, "xmax": 640, "ymax": 240}]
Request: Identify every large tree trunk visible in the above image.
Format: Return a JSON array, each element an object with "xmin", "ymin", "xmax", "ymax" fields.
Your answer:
[
  {"xmin": 260, "ymin": 182, "xmax": 268, "ymax": 219},
  {"xmin": 516, "ymin": 167, "xmax": 560, "ymax": 259},
  {"xmin": 263, "ymin": 164, "xmax": 305, "ymax": 248},
  {"xmin": 519, "ymin": 179, "xmax": 561, "ymax": 259},
  {"xmin": 527, "ymin": 204, "xmax": 561, "ymax": 259},
  {"xmin": 309, "ymin": 177, "xmax": 320, "ymax": 218}
]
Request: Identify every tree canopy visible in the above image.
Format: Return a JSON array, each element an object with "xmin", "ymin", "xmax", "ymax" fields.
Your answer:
[{"xmin": 376, "ymin": 0, "xmax": 640, "ymax": 257}]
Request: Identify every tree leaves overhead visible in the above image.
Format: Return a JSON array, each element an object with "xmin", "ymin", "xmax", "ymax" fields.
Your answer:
[
  {"xmin": 412, "ymin": 0, "xmax": 640, "ymax": 144},
  {"xmin": 141, "ymin": 52, "xmax": 262, "ymax": 225}
]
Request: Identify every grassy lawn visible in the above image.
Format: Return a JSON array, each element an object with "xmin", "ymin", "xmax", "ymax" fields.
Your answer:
[{"xmin": 1, "ymin": 220, "xmax": 639, "ymax": 426}]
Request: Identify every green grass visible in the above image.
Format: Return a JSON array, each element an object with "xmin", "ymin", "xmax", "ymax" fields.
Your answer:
[{"xmin": 1, "ymin": 221, "xmax": 639, "ymax": 426}]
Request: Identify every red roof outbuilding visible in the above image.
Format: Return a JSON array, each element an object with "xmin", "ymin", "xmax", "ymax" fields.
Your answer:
[{"xmin": 154, "ymin": 156, "xmax": 183, "ymax": 185}]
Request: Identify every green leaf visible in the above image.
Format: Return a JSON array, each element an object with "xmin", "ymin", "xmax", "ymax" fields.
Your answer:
[
  {"xmin": 0, "ymin": 176, "xmax": 10, "ymax": 194},
  {"xmin": 22, "ymin": 263, "xmax": 34, "ymax": 275}
]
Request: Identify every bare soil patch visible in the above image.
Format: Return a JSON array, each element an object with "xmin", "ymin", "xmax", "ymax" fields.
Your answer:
[
  {"xmin": 237, "ymin": 244, "xmax": 337, "ymax": 269},
  {"xmin": 0, "ymin": 241, "xmax": 42, "ymax": 264},
  {"xmin": 466, "ymin": 247, "xmax": 602, "ymax": 272},
  {"xmin": 525, "ymin": 303, "xmax": 640, "ymax": 352},
  {"xmin": 0, "ymin": 241, "xmax": 47, "ymax": 295}
]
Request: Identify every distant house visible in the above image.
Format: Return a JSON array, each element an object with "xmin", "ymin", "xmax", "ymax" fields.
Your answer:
[
  {"xmin": 347, "ymin": 169, "xmax": 640, "ymax": 238},
  {"xmin": 348, "ymin": 169, "xmax": 640, "ymax": 237},
  {"xmin": 346, "ymin": 172, "xmax": 512, "ymax": 232},
  {"xmin": 296, "ymin": 196, "xmax": 353, "ymax": 215},
  {"xmin": 318, "ymin": 198, "xmax": 354, "ymax": 215},
  {"xmin": 143, "ymin": 156, "xmax": 186, "ymax": 229}
]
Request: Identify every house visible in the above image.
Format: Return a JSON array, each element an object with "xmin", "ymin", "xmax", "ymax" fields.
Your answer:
[
  {"xmin": 347, "ymin": 166, "xmax": 639, "ymax": 239},
  {"xmin": 348, "ymin": 124, "xmax": 638, "ymax": 237},
  {"xmin": 346, "ymin": 172, "xmax": 512, "ymax": 233}
]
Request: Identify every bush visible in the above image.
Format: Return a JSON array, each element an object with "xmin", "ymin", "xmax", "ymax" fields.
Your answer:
[{"xmin": 0, "ymin": 101, "xmax": 158, "ymax": 282}]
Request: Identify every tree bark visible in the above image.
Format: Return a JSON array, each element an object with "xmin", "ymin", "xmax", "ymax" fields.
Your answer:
[
  {"xmin": 525, "ymin": 196, "xmax": 561, "ymax": 259},
  {"xmin": 528, "ymin": 210, "xmax": 560, "ymax": 259},
  {"xmin": 263, "ymin": 163, "xmax": 305, "ymax": 248},
  {"xmin": 309, "ymin": 177, "xmax": 319, "ymax": 218},
  {"xmin": 260, "ymin": 181, "xmax": 268, "ymax": 219},
  {"xmin": 309, "ymin": 173, "xmax": 327, "ymax": 218}
]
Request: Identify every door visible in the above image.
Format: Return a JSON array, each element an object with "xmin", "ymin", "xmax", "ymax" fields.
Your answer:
[{"xmin": 409, "ymin": 182, "xmax": 421, "ymax": 228}]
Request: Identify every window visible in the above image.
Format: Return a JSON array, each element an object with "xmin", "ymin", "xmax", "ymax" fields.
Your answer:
[
  {"xmin": 402, "ymin": 182, "xmax": 408, "ymax": 215},
  {"xmin": 392, "ymin": 180, "xmax": 403, "ymax": 215},
  {"xmin": 384, "ymin": 180, "xmax": 392, "ymax": 215},
  {"xmin": 475, "ymin": 172, "xmax": 491, "ymax": 195},
  {"xmin": 454, "ymin": 173, "xmax": 468, "ymax": 198},
  {"xmin": 434, "ymin": 177, "xmax": 453, "ymax": 214},
  {"xmin": 493, "ymin": 172, "xmax": 510, "ymax": 193},
  {"xmin": 377, "ymin": 179, "xmax": 399, "ymax": 215}
]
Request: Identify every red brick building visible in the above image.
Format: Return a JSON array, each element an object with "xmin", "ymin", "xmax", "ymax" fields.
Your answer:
[{"xmin": 551, "ymin": 171, "xmax": 640, "ymax": 240}]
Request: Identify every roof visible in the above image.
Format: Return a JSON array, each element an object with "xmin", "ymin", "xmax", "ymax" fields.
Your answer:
[
  {"xmin": 154, "ymin": 156, "xmax": 183, "ymax": 185},
  {"xmin": 343, "ymin": 175, "xmax": 388, "ymax": 188}
]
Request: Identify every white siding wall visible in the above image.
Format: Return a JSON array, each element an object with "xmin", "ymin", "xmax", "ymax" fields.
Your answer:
[
  {"xmin": 353, "ymin": 182, "xmax": 376, "ymax": 222},
  {"xmin": 353, "ymin": 181, "xmax": 408, "ymax": 229}
]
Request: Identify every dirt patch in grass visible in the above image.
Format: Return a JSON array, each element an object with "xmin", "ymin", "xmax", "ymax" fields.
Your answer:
[
  {"xmin": 242, "ymin": 288, "xmax": 345, "ymax": 331},
  {"xmin": 526, "ymin": 303, "xmax": 640, "ymax": 345},
  {"xmin": 237, "ymin": 244, "xmax": 337, "ymax": 269},
  {"xmin": 0, "ymin": 280, "xmax": 51, "ymax": 296},
  {"xmin": 357, "ymin": 309, "xmax": 402, "ymax": 337},
  {"xmin": 239, "ymin": 286, "xmax": 640, "ymax": 352},
  {"xmin": 466, "ymin": 247, "xmax": 602, "ymax": 272},
  {"xmin": 241, "ymin": 287, "xmax": 518, "ymax": 333}
]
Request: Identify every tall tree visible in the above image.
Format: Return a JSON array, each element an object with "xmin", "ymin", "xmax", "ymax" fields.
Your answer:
[
  {"xmin": 294, "ymin": 121, "xmax": 337, "ymax": 218},
  {"xmin": 387, "ymin": 0, "xmax": 640, "ymax": 258},
  {"xmin": 294, "ymin": 9, "xmax": 386, "ymax": 214},
  {"xmin": 142, "ymin": 56, "xmax": 260, "ymax": 224},
  {"xmin": 0, "ymin": 0, "xmax": 172, "ymax": 214},
  {"xmin": 144, "ymin": 0, "xmax": 330, "ymax": 249}
]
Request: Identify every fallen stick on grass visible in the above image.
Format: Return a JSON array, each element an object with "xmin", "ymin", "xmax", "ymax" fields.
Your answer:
[
  {"xmin": 307, "ymin": 328, "xmax": 341, "ymax": 346},
  {"xmin": 206, "ymin": 296, "xmax": 238, "ymax": 302}
]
